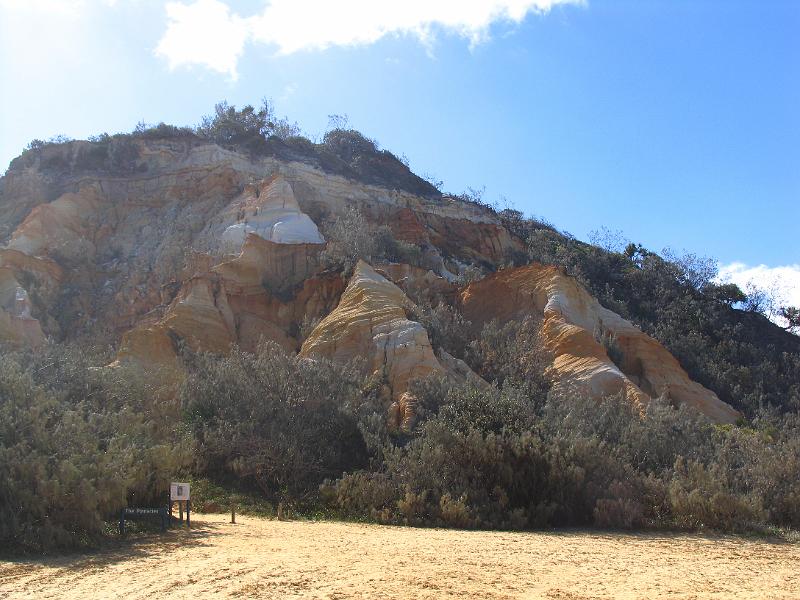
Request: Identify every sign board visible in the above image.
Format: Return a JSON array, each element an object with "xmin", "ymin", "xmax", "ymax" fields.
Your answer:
[
  {"xmin": 170, "ymin": 482, "xmax": 190, "ymax": 501},
  {"xmin": 124, "ymin": 508, "xmax": 162, "ymax": 516},
  {"xmin": 119, "ymin": 507, "xmax": 168, "ymax": 534}
]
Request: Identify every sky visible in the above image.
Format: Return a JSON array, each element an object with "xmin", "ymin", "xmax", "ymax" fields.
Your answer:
[{"xmin": 1, "ymin": 0, "xmax": 798, "ymax": 309}]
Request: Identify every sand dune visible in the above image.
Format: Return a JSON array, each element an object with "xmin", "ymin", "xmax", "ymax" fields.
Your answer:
[{"xmin": 1, "ymin": 513, "xmax": 798, "ymax": 599}]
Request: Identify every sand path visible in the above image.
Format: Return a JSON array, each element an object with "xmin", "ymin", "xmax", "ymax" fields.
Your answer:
[{"xmin": 1, "ymin": 514, "xmax": 798, "ymax": 599}]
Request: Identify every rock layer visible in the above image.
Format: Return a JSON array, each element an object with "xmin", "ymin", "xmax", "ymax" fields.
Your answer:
[
  {"xmin": 220, "ymin": 175, "xmax": 324, "ymax": 252},
  {"xmin": 459, "ymin": 264, "xmax": 741, "ymax": 423},
  {"xmin": 301, "ymin": 261, "xmax": 444, "ymax": 401},
  {"xmin": 0, "ymin": 268, "xmax": 45, "ymax": 347}
]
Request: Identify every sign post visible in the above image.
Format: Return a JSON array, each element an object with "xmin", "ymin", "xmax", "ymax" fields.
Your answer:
[{"xmin": 170, "ymin": 482, "xmax": 191, "ymax": 527}]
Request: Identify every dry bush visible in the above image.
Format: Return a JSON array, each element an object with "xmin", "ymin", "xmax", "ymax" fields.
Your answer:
[{"xmin": 467, "ymin": 317, "xmax": 551, "ymax": 403}]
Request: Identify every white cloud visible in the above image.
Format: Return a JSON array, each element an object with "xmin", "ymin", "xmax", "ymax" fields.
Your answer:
[
  {"xmin": 717, "ymin": 262, "xmax": 800, "ymax": 326},
  {"xmin": 155, "ymin": 0, "xmax": 250, "ymax": 79},
  {"xmin": 155, "ymin": 0, "xmax": 584, "ymax": 77}
]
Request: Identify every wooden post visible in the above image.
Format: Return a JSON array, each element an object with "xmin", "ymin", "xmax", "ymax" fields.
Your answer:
[
  {"xmin": 186, "ymin": 500, "xmax": 190, "ymax": 527},
  {"xmin": 231, "ymin": 505, "xmax": 236, "ymax": 524},
  {"xmin": 179, "ymin": 500, "xmax": 184, "ymax": 522}
]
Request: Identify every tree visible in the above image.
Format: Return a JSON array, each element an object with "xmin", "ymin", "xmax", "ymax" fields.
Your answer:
[
  {"xmin": 589, "ymin": 227, "xmax": 629, "ymax": 253},
  {"xmin": 196, "ymin": 98, "xmax": 301, "ymax": 152},
  {"xmin": 705, "ymin": 282, "xmax": 747, "ymax": 306},
  {"xmin": 327, "ymin": 113, "xmax": 350, "ymax": 131},
  {"xmin": 778, "ymin": 306, "xmax": 800, "ymax": 332},
  {"xmin": 743, "ymin": 282, "xmax": 774, "ymax": 315},
  {"xmin": 196, "ymin": 101, "xmax": 271, "ymax": 152}
]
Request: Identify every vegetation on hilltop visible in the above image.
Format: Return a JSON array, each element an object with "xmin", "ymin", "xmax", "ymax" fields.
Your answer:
[{"xmin": 7, "ymin": 99, "xmax": 439, "ymax": 198}]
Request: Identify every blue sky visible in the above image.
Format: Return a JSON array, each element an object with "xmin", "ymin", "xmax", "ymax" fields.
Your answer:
[{"xmin": 1, "ymin": 0, "xmax": 798, "ymax": 305}]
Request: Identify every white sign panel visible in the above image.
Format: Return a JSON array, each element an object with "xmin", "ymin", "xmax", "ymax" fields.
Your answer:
[{"xmin": 170, "ymin": 482, "xmax": 190, "ymax": 501}]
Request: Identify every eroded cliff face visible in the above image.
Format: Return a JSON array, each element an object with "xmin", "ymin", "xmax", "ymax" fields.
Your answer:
[
  {"xmin": 300, "ymin": 262, "xmax": 440, "ymax": 392},
  {"xmin": 0, "ymin": 267, "xmax": 45, "ymax": 347},
  {"xmin": 459, "ymin": 264, "xmax": 741, "ymax": 423},
  {"xmin": 299, "ymin": 261, "xmax": 480, "ymax": 430},
  {"xmin": 0, "ymin": 137, "xmax": 739, "ymax": 424},
  {"xmin": 0, "ymin": 140, "xmax": 506, "ymax": 341}
]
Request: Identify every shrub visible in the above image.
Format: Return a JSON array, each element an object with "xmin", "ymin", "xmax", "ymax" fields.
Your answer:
[
  {"xmin": 132, "ymin": 121, "xmax": 197, "ymax": 139},
  {"xmin": 667, "ymin": 457, "xmax": 766, "ymax": 531},
  {"xmin": 439, "ymin": 493, "xmax": 476, "ymax": 528},
  {"xmin": 454, "ymin": 264, "xmax": 486, "ymax": 286},
  {"xmin": 320, "ymin": 207, "xmax": 424, "ymax": 273},
  {"xmin": 541, "ymin": 391, "xmax": 715, "ymax": 474},
  {"xmin": 374, "ymin": 226, "xmax": 423, "ymax": 266},
  {"xmin": 196, "ymin": 101, "xmax": 273, "ymax": 155},
  {"xmin": 0, "ymin": 344, "xmax": 189, "ymax": 552},
  {"xmin": 194, "ymin": 99, "xmax": 300, "ymax": 154},
  {"xmin": 466, "ymin": 318, "xmax": 551, "ymax": 403},
  {"xmin": 331, "ymin": 382, "xmax": 558, "ymax": 529},
  {"xmin": 320, "ymin": 206, "xmax": 378, "ymax": 272},
  {"xmin": 322, "ymin": 128, "xmax": 379, "ymax": 163},
  {"xmin": 409, "ymin": 301, "xmax": 472, "ymax": 360},
  {"xmin": 181, "ymin": 343, "xmax": 369, "ymax": 502},
  {"xmin": 594, "ymin": 495, "xmax": 645, "ymax": 529},
  {"xmin": 328, "ymin": 369, "xmax": 800, "ymax": 534}
]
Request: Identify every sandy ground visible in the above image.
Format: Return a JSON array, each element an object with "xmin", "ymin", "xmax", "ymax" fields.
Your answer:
[{"xmin": 1, "ymin": 514, "xmax": 799, "ymax": 599}]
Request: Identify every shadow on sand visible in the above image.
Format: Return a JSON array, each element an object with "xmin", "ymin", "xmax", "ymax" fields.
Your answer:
[
  {"xmin": 0, "ymin": 517, "xmax": 227, "ymax": 579},
  {"xmin": 517, "ymin": 527, "xmax": 796, "ymax": 547}
]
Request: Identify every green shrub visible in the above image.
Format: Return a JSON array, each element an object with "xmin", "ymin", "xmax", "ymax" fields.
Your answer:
[
  {"xmin": 409, "ymin": 301, "xmax": 472, "ymax": 360},
  {"xmin": 466, "ymin": 317, "xmax": 551, "ymax": 402},
  {"xmin": 181, "ymin": 343, "xmax": 369, "ymax": 502},
  {"xmin": 194, "ymin": 99, "xmax": 301, "ymax": 155},
  {"xmin": 196, "ymin": 101, "xmax": 273, "ymax": 154},
  {"xmin": 332, "ymin": 382, "xmax": 563, "ymax": 529},
  {"xmin": 322, "ymin": 128, "xmax": 379, "ymax": 162},
  {"xmin": 0, "ymin": 345, "xmax": 189, "ymax": 552},
  {"xmin": 327, "ymin": 370, "xmax": 800, "ymax": 534},
  {"xmin": 320, "ymin": 208, "xmax": 424, "ymax": 273},
  {"xmin": 132, "ymin": 121, "xmax": 197, "ymax": 139}
]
